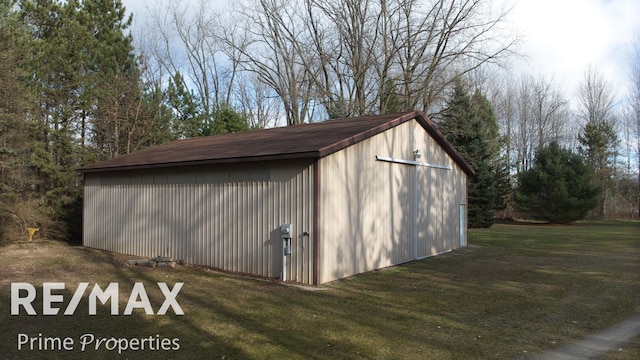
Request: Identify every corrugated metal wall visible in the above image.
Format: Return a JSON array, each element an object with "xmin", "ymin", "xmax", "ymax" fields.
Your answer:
[
  {"xmin": 319, "ymin": 120, "xmax": 413, "ymax": 283},
  {"xmin": 415, "ymin": 120, "xmax": 468, "ymax": 257},
  {"xmin": 84, "ymin": 160, "xmax": 315, "ymax": 284},
  {"xmin": 318, "ymin": 119, "xmax": 467, "ymax": 284}
]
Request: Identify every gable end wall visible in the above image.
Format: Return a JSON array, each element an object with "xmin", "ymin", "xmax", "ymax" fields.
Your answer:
[{"xmin": 318, "ymin": 119, "xmax": 467, "ymax": 284}]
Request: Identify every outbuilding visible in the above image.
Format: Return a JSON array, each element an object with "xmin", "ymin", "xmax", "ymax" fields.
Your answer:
[{"xmin": 79, "ymin": 111, "xmax": 474, "ymax": 285}]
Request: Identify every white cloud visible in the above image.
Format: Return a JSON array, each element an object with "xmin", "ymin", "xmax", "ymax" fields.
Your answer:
[
  {"xmin": 124, "ymin": 0, "xmax": 640, "ymax": 102},
  {"xmin": 508, "ymin": 0, "xmax": 640, "ymax": 99}
]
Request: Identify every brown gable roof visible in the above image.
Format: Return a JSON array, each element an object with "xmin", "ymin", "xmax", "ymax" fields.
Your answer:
[{"xmin": 79, "ymin": 110, "xmax": 474, "ymax": 176}]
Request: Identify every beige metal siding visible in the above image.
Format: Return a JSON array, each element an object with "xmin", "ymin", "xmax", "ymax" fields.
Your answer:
[
  {"xmin": 319, "ymin": 119, "xmax": 467, "ymax": 284},
  {"xmin": 415, "ymin": 121, "xmax": 468, "ymax": 257},
  {"xmin": 84, "ymin": 160, "xmax": 315, "ymax": 284}
]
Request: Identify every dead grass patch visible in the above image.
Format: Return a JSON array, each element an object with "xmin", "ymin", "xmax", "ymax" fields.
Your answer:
[{"xmin": 0, "ymin": 220, "xmax": 638, "ymax": 359}]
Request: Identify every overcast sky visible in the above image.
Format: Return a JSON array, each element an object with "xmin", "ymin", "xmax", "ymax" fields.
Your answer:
[
  {"xmin": 123, "ymin": 0, "xmax": 640, "ymax": 103},
  {"xmin": 506, "ymin": 0, "xmax": 640, "ymax": 100}
]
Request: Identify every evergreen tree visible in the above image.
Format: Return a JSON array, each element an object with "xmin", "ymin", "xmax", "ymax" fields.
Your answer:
[
  {"xmin": 0, "ymin": 0, "xmax": 71, "ymax": 240},
  {"xmin": 20, "ymin": 0, "xmax": 83, "ymax": 212},
  {"xmin": 0, "ymin": 0, "xmax": 29, "ymax": 238},
  {"xmin": 440, "ymin": 82, "xmax": 505, "ymax": 228},
  {"xmin": 139, "ymin": 80, "xmax": 179, "ymax": 145},
  {"xmin": 81, "ymin": 0, "xmax": 141, "ymax": 158},
  {"xmin": 471, "ymin": 89, "xmax": 510, "ymax": 213},
  {"xmin": 578, "ymin": 121, "xmax": 618, "ymax": 217},
  {"xmin": 17, "ymin": 0, "xmax": 70, "ymax": 239},
  {"xmin": 325, "ymin": 97, "xmax": 351, "ymax": 119},
  {"xmin": 17, "ymin": 0, "xmax": 148, "ymax": 241},
  {"xmin": 515, "ymin": 142, "xmax": 600, "ymax": 224},
  {"xmin": 211, "ymin": 105, "xmax": 250, "ymax": 134},
  {"xmin": 381, "ymin": 78, "xmax": 402, "ymax": 114},
  {"xmin": 166, "ymin": 72, "xmax": 206, "ymax": 138}
]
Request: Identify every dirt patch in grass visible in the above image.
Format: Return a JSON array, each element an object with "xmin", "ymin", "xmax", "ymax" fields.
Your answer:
[{"xmin": 1, "ymin": 221, "xmax": 638, "ymax": 359}]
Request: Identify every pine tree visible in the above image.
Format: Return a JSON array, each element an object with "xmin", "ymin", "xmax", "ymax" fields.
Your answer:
[
  {"xmin": 21, "ymin": 0, "xmax": 82, "ymax": 204},
  {"xmin": 515, "ymin": 142, "xmax": 599, "ymax": 223},
  {"xmin": 211, "ymin": 105, "xmax": 250, "ymax": 134},
  {"xmin": 578, "ymin": 121, "xmax": 618, "ymax": 217},
  {"xmin": 81, "ymin": 0, "xmax": 142, "ymax": 158},
  {"xmin": 471, "ymin": 89, "xmax": 510, "ymax": 213},
  {"xmin": 17, "ymin": 0, "xmax": 148, "ymax": 241},
  {"xmin": 440, "ymin": 82, "xmax": 504, "ymax": 228},
  {"xmin": 166, "ymin": 72, "xmax": 206, "ymax": 138},
  {"xmin": 139, "ymin": 81, "xmax": 179, "ymax": 145},
  {"xmin": 0, "ymin": 0, "xmax": 29, "ymax": 238},
  {"xmin": 381, "ymin": 78, "xmax": 402, "ymax": 114},
  {"xmin": 0, "ymin": 0, "xmax": 71, "ymax": 240}
]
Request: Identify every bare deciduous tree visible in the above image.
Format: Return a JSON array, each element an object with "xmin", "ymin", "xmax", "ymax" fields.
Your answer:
[
  {"xmin": 576, "ymin": 67, "xmax": 620, "ymax": 217},
  {"xmin": 223, "ymin": 0, "xmax": 518, "ymax": 123},
  {"xmin": 235, "ymin": 72, "xmax": 283, "ymax": 128},
  {"xmin": 223, "ymin": 0, "xmax": 315, "ymax": 125},
  {"xmin": 578, "ymin": 66, "xmax": 617, "ymax": 125},
  {"xmin": 144, "ymin": 0, "xmax": 237, "ymax": 119},
  {"xmin": 395, "ymin": 0, "xmax": 518, "ymax": 113},
  {"xmin": 530, "ymin": 74, "xmax": 568, "ymax": 148},
  {"xmin": 489, "ymin": 72, "xmax": 570, "ymax": 174},
  {"xmin": 628, "ymin": 37, "xmax": 640, "ymax": 216}
]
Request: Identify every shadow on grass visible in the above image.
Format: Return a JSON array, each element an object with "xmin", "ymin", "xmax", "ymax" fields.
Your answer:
[
  {"xmin": 1, "ymin": 220, "xmax": 638, "ymax": 359},
  {"xmin": 0, "ymin": 246, "xmax": 249, "ymax": 360}
]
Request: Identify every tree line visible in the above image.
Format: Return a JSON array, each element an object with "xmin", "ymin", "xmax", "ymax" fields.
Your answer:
[
  {"xmin": 128, "ymin": 0, "xmax": 640, "ymax": 224},
  {"xmin": 487, "ymin": 66, "xmax": 640, "ymax": 223},
  {"xmin": 0, "ymin": 0, "xmax": 250, "ymax": 242},
  {"xmin": 1, "ymin": 0, "xmax": 639, "ymax": 242}
]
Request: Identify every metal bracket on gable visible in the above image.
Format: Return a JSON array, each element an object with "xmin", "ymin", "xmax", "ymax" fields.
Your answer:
[{"xmin": 375, "ymin": 155, "xmax": 451, "ymax": 170}]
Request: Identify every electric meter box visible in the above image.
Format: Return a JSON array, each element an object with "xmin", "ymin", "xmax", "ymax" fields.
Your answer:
[{"xmin": 280, "ymin": 224, "xmax": 292, "ymax": 239}]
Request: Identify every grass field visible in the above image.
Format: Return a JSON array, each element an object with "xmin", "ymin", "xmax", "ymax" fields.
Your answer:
[{"xmin": 1, "ymin": 220, "xmax": 638, "ymax": 359}]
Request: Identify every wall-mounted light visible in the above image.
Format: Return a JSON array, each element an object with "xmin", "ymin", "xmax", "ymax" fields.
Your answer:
[{"xmin": 413, "ymin": 149, "xmax": 422, "ymax": 160}]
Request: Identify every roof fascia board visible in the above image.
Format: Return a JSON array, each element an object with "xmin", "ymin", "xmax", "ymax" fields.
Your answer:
[
  {"xmin": 79, "ymin": 151, "xmax": 320, "ymax": 173},
  {"xmin": 78, "ymin": 110, "xmax": 474, "ymax": 177},
  {"xmin": 413, "ymin": 112, "xmax": 476, "ymax": 176},
  {"xmin": 315, "ymin": 110, "xmax": 475, "ymax": 176},
  {"xmin": 317, "ymin": 111, "xmax": 419, "ymax": 158}
]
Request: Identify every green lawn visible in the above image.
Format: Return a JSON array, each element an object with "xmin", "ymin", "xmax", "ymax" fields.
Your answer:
[{"xmin": 1, "ymin": 220, "xmax": 638, "ymax": 359}]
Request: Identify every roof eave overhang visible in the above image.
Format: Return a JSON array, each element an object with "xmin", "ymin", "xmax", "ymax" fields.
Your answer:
[
  {"xmin": 78, "ymin": 110, "xmax": 475, "ymax": 177},
  {"xmin": 317, "ymin": 111, "xmax": 419, "ymax": 158},
  {"xmin": 78, "ymin": 151, "xmax": 321, "ymax": 174}
]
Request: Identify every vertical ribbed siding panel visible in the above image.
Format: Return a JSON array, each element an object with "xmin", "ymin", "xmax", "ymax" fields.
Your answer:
[
  {"xmin": 167, "ymin": 184, "xmax": 172, "ymax": 257},
  {"xmin": 206, "ymin": 184, "xmax": 214, "ymax": 268},
  {"xmin": 415, "ymin": 120, "xmax": 467, "ymax": 257},
  {"xmin": 232, "ymin": 181, "xmax": 238, "ymax": 272},
  {"xmin": 220, "ymin": 182, "xmax": 227, "ymax": 270},
  {"xmin": 285, "ymin": 166, "xmax": 313, "ymax": 283},
  {"xmin": 233, "ymin": 183, "xmax": 239, "ymax": 272},
  {"xmin": 202, "ymin": 184, "xmax": 210, "ymax": 266},
  {"xmin": 83, "ymin": 160, "xmax": 315, "ymax": 283},
  {"xmin": 182, "ymin": 184, "xmax": 189, "ymax": 263},
  {"xmin": 239, "ymin": 181, "xmax": 245, "ymax": 272},
  {"xmin": 266, "ymin": 181, "xmax": 274, "ymax": 277},
  {"xmin": 319, "ymin": 122, "xmax": 414, "ymax": 283},
  {"xmin": 193, "ymin": 184, "xmax": 200, "ymax": 265},
  {"xmin": 216, "ymin": 183, "xmax": 223, "ymax": 268},
  {"xmin": 295, "ymin": 171, "xmax": 303, "ymax": 282},
  {"xmin": 252, "ymin": 182, "xmax": 259, "ymax": 275},
  {"xmin": 216, "ymin": 183, "xmax": 223, "ymax": 269}
]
